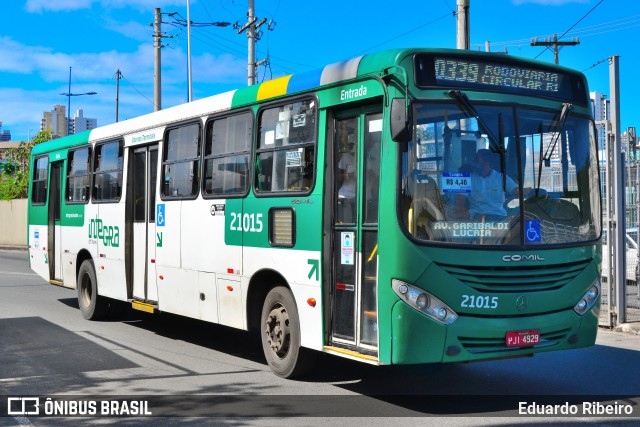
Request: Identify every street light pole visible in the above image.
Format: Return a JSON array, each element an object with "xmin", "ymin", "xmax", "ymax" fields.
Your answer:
[
  {"xmin": 60, "ymin": 66, "xmax": 97, "ymax": 136},
  {"xmin": 168, "ymin": 4, "xmax": 230, "ymax": 101},
  {"xmin": 187, "ymin": 0, "xmax": 192, "ymax": 102}
]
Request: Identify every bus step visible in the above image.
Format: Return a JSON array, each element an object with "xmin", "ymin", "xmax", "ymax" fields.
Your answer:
[
  {"xmin": 323, "ymin": 346, "xmax": 379, "ymax": 364},
  {"xmin": 131, "ymin": 301, "xmax": 157, "ymax": 314},
  {"xmin": 49, "ymin": 279, "xmax": 64, "ymax": 286}
]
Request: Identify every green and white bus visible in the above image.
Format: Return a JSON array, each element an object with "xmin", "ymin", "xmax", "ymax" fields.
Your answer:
[{"xmin": 28, "ymin": 48, "xmax": 601, "ymax": 378}]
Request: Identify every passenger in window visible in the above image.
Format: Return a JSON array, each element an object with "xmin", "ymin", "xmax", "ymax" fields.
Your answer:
[
  {"xmin": 457, "ymin": 149, "xmax": 517, "ymax": 222},
  {"xmin": 338, "ymin": 137, "xmax": 356, "ymax": 222}
]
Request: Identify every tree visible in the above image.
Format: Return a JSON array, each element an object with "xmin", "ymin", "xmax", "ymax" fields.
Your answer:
[{"xmin": 0, "ymin": 130, "xmax": 54, "ymax": 200}]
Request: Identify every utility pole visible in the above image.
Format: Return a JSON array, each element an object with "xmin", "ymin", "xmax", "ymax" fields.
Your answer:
[
  {"xmin": 165, "ymin": 10, "xmax": 229, "ymax": 99},
  {"xmin": 456, "ymin": 0, "xmax": 470, "ymax": 50},
  {"xmin": 114, "ymin": 69, "xmax": 122, "ymax": 122},
  {"xmin": 236, "ymin": 0, "xmax": 268, "ymax": 85},
  {"xmin": 153, "ymin": 8, "xmax": 162, "ymax": 111},
  {"xmin": 609, "ymin": 55, "xmax": 626, "ymax": 325},
  {"xmin": 530, "ymin": 34, "xmax": 580, "ymax": 64},
  {"xmin": 187, "ymin": 0, "xmax": 193, "ymax": 101}
]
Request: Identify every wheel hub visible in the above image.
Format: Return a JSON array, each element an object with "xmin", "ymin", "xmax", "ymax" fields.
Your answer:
[{"xmin": 265, "ymin": 305, "xmax": 290, "ymax": 358}]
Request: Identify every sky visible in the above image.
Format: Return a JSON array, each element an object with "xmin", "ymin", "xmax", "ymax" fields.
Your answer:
[{"xmin": 1, "ymin": 0, "xmax": 638, "ymax": 141}]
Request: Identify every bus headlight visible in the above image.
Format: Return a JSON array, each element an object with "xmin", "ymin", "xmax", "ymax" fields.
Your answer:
[
  {"xmin": 574, "ymin": 279, "xmax": 601, "ymax": 315},
  {"xmin": 392, "ymin": 279, "xmax": 458, "ymax": 325},
  {"xmin": 416, "ymin": 293, "xmax": 429, "ymax": 309}
]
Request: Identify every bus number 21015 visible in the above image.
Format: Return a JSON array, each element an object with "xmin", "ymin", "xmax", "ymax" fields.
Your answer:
[
  {"xmin": 461, "ymin": 295, "xmax": 499, "ymax": 309},
  {"xmin": 229, "ymin": 212, "xmax": 264, "ymax": 233}
]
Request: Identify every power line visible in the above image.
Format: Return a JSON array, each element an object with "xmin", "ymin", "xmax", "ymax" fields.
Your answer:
[
  {"xmin": 119, "ymin": 72, "xmax": 154, "ymax": 107},
  {"xmin": 583, "ymin": 57, "xmax": 609, "ymax": 72},
  {"xmin": 533, "ymin": 0, "xmax": 605, "ymax": 61},
  {"xmin": 477, "ymin": 3, "xmax": 633, "ymax": 53},
  {"xmin": 354, "ymin": 11, "xmax": 453, "ymax": 56}
]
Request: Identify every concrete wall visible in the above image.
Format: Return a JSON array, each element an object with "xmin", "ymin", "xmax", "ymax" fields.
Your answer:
[{"xmin": 0, "ymin": 199, "xmax": 27, "ymax": 246}]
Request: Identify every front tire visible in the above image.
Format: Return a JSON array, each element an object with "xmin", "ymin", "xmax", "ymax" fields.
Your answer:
[
  {"xmin": 77, "ymin": 259, "xmax": 107, "ymax": 320},
  {"xmin": 260, "ymin": 286, "xmax": 314, "ymax": 378}
]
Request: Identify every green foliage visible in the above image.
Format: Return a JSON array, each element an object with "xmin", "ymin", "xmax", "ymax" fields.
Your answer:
[{"xmin": 0, "ymin": 130, "xmax": 54, "ymax": 200}]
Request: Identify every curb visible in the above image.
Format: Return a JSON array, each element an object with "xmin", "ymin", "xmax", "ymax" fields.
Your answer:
[
  {"xmin": 0, "ymin": 245, "xmax": 28, "ymax": 251},
  {"xmin": 613, "ymin": 323, "xmax": 640, "ymax": 335}
]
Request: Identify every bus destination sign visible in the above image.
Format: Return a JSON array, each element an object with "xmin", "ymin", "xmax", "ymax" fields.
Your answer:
[
  {"xmin": 414, "ymin": 53, "xmax": 587, "ymax": 104},
  {"xmin": 434, "ymin": 57, "xmax": 559, "ymax": 93}
]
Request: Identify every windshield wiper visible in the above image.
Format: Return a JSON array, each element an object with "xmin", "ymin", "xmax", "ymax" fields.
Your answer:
[
  {"xmin": 446, "ymin": 90, "xmax": 503, "ymax": 154},
  {"xmin": 536, "ymin": 102, "xmax": 573, "ymax": 194},
  {"xmin": 542, "ymin": 102, "xmax": 573, "ymax": 162}
]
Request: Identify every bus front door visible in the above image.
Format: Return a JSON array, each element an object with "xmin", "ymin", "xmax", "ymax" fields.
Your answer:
[
  {"xmin": 48, "ymin": 161, "xmax": 63, "ymax": 283},
  {"xmin": 130, "ymin": 145, "xmax": 159, "ymax": 303},
  {"xmin": 328, "ymin": 110, "xmax": 382, "ymax": 354}
]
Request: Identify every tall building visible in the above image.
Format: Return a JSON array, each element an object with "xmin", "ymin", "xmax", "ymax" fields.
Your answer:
[
  {"xmin": 72, "ymin": 109, "xmax": 97, "ymax": 134},
  {"xmin": 0, "ymin": 122, "xmax": 12, "ymax": 141},
  {"xmin": 41, "ymin": 105, "xmax": 67, "ymax": 137},
  {"xmin": 590, "ymin": 91, "xmax": 609, "ymax": 154}
]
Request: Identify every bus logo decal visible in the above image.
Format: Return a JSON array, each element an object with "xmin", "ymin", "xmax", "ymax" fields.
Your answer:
[
  {"xmin": 88, "ymin": 217, "xmax": 120, "ymax": 247},
  {"xmin": 516, "ymin": 296, "xmax": 529, "ymax": 312}
]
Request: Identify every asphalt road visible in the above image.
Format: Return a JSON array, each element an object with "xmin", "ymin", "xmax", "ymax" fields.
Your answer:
[{"xmin": 1, "ymin": 249, "xmax": 640, "ymax": 425}]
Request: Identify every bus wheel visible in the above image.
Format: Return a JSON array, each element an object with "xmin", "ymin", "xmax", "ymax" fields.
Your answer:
[
  {"xmin": 260, "ymin": 286, "xmax": 314, "ymax": 379},
  {"xmin": 77, "ymin": 259, "xmax": 107, "ymax": 320}
]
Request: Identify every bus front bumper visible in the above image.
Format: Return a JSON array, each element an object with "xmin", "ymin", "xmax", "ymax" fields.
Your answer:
[{"xmin": 390, "ymin": 300, "xmax": 600, "ymax": 365}]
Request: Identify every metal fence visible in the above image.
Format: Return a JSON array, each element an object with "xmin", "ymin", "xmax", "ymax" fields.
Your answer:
[{"xmin": 600, "ymin": 159, "xmax": 640, "ymax": 326}]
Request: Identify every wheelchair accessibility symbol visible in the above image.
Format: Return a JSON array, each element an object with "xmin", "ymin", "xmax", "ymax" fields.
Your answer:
[
  {"xmin": 157, "ymin": 204, "xmax": 165, "ymax": 227},
  {"xmin": 525, "ymin": 220, "xmax": 541, "ymax": 242}
]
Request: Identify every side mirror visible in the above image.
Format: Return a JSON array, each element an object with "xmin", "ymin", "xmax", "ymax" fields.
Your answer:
[{"xmin": 390, "ymin": 98, "xmax": 412, "ymax": 143}]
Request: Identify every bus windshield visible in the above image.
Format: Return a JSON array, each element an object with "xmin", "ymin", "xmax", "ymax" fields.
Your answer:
[{"xmin": 400, "ymin": 101, "xmax": 601, "ymax": 246}]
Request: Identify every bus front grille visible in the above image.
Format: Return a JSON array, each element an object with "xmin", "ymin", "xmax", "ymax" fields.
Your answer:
[
  {"xmin": 436, "ymin": 260, "xmax": 591, "ymax": 293},
  {"xmin": 458, "ymin": 328, "xmax": 570, "ymax": 354}
]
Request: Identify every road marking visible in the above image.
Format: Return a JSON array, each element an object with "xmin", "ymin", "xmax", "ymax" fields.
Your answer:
[{"xmin": 0, "ymin": 271, "xmax": 38, "ymax": 276}]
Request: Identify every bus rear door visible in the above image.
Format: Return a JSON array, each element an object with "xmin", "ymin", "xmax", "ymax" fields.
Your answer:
[
  {"xmin": 48, "ymin": 161, "xmax": 64, "ymax": 283},
  {"xmin": 129, "ymin": 145, "xmax": 159, "ymax": 303},
  {"xmin": 327, "ymin": 108, "xmax": 382, "ymax": 355}
]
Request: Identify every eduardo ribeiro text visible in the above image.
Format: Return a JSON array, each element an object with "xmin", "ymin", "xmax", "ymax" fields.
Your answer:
[{"xmin": 519, "ymin": 401, "xmax": 634, "ymax": 416}]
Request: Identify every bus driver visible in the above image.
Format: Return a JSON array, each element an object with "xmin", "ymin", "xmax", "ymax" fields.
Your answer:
[{"xmin": 457, "ymin": 148, "xmax": 517, "ymax": 222}]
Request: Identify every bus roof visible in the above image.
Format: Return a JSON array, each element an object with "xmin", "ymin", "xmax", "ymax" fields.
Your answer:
[{"xmin": 32, "ymin": 47, "xmax": 585, "ymax": 157}]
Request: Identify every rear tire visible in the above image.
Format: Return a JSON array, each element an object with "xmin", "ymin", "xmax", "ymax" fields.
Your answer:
[
  {"xmin": 77, "ymin": 259, "xmax": 107, "ymax": 320},
  {"xmin": 260, "ymin": 286, "xmax": 314, "ymax": 379}
]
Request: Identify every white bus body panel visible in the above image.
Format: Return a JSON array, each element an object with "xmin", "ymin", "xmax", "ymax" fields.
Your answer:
[
  {"xmin": 155, "ymin": 201, "xmax": 181, "ymax": 269},
  {"xmin": 180, "ymin": 199, "xmax": 241, "ymax": 274},
  {"xmin": 60, "ymin": 223, "xmax": 91, "ymax": 289},
  {"xmin": 198, "ymin": 271, "xmax": 219, "ymax": 323},
  {"xmin": 156, "ymin": 266, "xmax": 200, "ymax": 319},
  {"xmin": 28, "ymin": 225, "xmax": 49, "ymax": 282},
  {"xmin": 217, "ymin": 275, "xmax": 243, "ymax": 329},
  {"xmin": 94, "ymin": 201, "xmax": 127, "ymax": 301},
  {"xmin": 243, "ymin": 247, "xmax": 323, "ymax": 351}
]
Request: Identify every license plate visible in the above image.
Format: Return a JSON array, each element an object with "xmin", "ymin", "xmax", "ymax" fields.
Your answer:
[{"xmin": 506, "ymin": 329, "xmax": 540, "ymax": 347}]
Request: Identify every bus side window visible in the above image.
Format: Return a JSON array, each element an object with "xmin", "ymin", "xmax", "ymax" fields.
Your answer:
[
  {"xmin": 31, "ymin": 156, "xmax": 48, "ymax": 205},
  {"xmin": 255, "ymin": 99, "xmax": 317, "ymax": 194},
  {"xmin": 93, "ymin": 141, "xmax": 124, "ymax": 202},
  {"xmin": 203, "ymin": 112, "xmax": 252, "ymax": 197},
  {"xmin": 66, "ymin": 146, "xmax": 91, "ymax": 203},
  {"xmin": 162, "ymin": 123, "xmax": 201, "ymax": 199}
]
